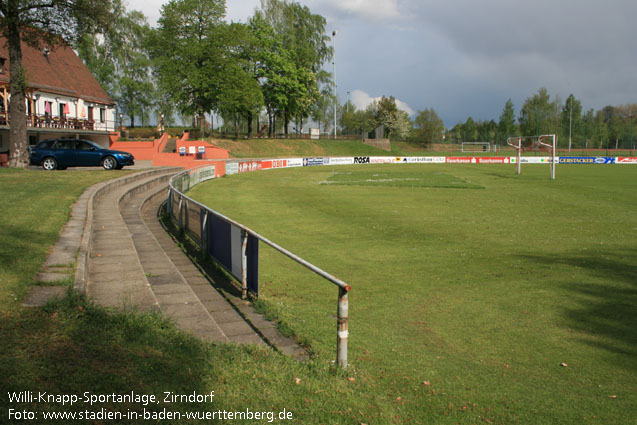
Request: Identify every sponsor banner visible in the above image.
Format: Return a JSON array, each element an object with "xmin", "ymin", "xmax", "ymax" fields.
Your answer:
[
  {"xmin": 370, "ymin": 156, "xmax": 395, "ymax": 164},
  {"xmin": 559, "ymin": 156, "xmax": 616, "ymax": 164},
  {"xmin": 197, "ymin": 146, "xmax": 206, "ymax": 154},
  {"xmin": 617, "ymin": 157, "xmax": 637, "ymax": 164},
  {"xmin": 446, "ymin": 157, "xmax": 476, "ymax": 164},
  {"xmin": 475, "ymin": 157, "xmax": 510, "ymax": 164},
  {"xmin": 237, "ymin": 160, "xmax": 262, "ymax": 173},
  {"xmin": 354, "ymin": 156, "xmax": 370, "ymax": 164},
  {"xmin": 403, "ymin": 156, "xmax": 446, "ymax": 164},
  {"xmin": 225, "ymin": 162, "xmax": 239, "ymax": 175},
  {"xmin": 178, "ymin": 146, "xmax": 186, "ymax": 155},
  {"xmin": 286, "ymin": 158, "xmax": 304, "ymax": 168},
  {"xmin": 559, "ymin": 157, "xmax": 602, "ymax": 164},
  {"xmin": 511, "ymin": 157, "xmax": 558, "ymax": 164},
  {"xmin": 261, "ymin": 159, "xmax": 287, "ymax": 170},
  {"xmin": 189, "ymin": 165, "xmax": 215, "ymax": 186},
  {"xmin": 329, "ymin": 157, "xmax": 355, "ymax": 165},
  {"xmin": 188, "ymin": 146, "xmax": 196, "ymax": 154},
  {"xmin": 303, "ymin": 157, "xmax": 325, "ymax": 166}
]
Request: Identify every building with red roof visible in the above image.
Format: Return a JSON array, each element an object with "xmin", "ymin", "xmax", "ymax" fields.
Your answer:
[{"xmin": 0, "ymin": 35, "xmax": 116, "ymax": 155}]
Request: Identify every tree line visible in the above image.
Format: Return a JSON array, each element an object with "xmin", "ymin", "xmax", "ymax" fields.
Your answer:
[
  {"xmin": 449, "ymin": 89, "xmax": 637, "ymax": 150},
  {"xmin": 2, "ymin": 0, "xmax": 636, "ymax": 167}
]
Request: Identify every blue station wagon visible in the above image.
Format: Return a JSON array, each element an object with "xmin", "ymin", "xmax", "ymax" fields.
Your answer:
[{"xmin": 29, "ymin": 139, "xmax": 135, "ymax": 170}]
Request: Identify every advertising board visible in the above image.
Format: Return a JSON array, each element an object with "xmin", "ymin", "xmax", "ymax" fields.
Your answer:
[
  {"xmin": 238, "ymin": 161, "xmax": 262, "ymax": 173},
  {"xmin": 370, "ymin": 156, "xmax": 395, "ymax": 164},
  {"xmin": 303, "ymin": 157, "xmax": 325, "ymax": 166},
  {"xmin": 559, "ymin": 157, "xmax": 596, "ymax": 164},
  {"xmin": 353, "ymin": 156, "xmax": 370, "ymax": 164},
  {"xmin": 261, "ymin": 159, "xmax": 287, "ymax": 170},
  {"xmin": 286, "ymin": 158, "xmax": 304, "ymax": 168},
  {"xmin": 403, "ymin": 157, "xmax": 446, "ymax": 163},
  {"xmin": 225, "ymin": 162, "xmax": 239, "ymax": 175},
  {"xmin": 617, "ymin": 157, "xmax": 637, "ymax": 164},
  {"xmin": 328, "ymin": 157, "xmax": 355, "ymax": 165},
  {"xmin": 475, "ymin": 157, "xmax": 510, "ymax": 164},
  {"xmin": 446, "ymin": 157, "xmax": 475, "ymax": 164}
]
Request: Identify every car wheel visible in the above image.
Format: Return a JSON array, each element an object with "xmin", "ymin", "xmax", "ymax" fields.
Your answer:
[
  {"xmin": 42, "ymin": 157, "xmax": 57, "ymax": 171},
  {"xmin": 102, "ymin": 156, "xmax": 117, "ymax": 170}
]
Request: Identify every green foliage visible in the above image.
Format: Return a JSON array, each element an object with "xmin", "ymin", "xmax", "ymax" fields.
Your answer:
[
  {"xmin": 149, "ymin": 0, "xmax": 227, "ymax": 130},
  {"xmin": 413, "ymin": 108, "xmax": 444, "ymax": 146},
  {"xmin": 497, "ymin": 99, "xmax": 517, "ymax": 143},
  {"xmin": 519, "ymin": 87, "xmax": 561, "ymax": 138}
]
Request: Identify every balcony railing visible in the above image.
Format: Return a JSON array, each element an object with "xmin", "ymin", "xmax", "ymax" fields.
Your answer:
[{"xmin": 0, "ymin": 112, "xmax": 115, "ymax": 132}]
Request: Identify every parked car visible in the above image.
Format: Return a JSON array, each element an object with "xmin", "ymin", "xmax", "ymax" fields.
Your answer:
[{"xmin": 29, "ymin": 139, "xmax": 135, "ymax": 170}]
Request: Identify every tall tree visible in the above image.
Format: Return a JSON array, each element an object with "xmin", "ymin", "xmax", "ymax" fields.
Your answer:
[
  {"xmin": 149, "ymin": 0, "xmax": 226, "ymax": 133},
  {"xmin": 0, "ymin": 0, "xmax": 114, "ymax": 168},
  {"xmin": 413, "ymin": 108, "xmax": 444, "ymax": 146},
  {"xmin": 497, "ymin": 99, "xmax": 517, "ymax": 143},
  {"xmin": 252, "ymin": 0, "xmax": 330, "ymax": 137},
  {"xmin": 518, "ymin": 88, "xmax": 561, "ymax": 139}
]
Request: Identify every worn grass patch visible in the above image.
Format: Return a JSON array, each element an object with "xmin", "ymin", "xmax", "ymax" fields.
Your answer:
[{"xmin": 321, "ymin": 169, "xmax": 484, "ymax": 188}]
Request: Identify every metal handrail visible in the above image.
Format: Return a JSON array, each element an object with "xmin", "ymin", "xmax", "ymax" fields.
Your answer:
[{"xmin": 168, "ymin": 164, "xmax": 351, "ymax": 369}]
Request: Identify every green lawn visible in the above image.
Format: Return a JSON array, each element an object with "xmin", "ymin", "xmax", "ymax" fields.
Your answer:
[
  {"xmin": 188, "ymin": 163, "xmax": 637, "ymax": 424},
  {"xmin": 2, "ymin": 164, "xmax": 635, "ymax": 424}
]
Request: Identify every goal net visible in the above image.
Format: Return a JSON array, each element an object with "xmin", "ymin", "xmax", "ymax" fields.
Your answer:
[
  {"xmin": 507, "ymin": 134, "xmax": 557, "ymax": 180},
  {"xmin": 461, "ymin": 142, "xmax": 491, "ymax": 153}
]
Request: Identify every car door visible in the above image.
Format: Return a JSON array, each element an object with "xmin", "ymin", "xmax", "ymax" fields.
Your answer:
[
  {"xmin": 51, "ymin": 140, "xmax": 75, "ymax": 167},
  {"xmin": 74, "ymin": 140, "xmax": 102, "ymax": 166}
]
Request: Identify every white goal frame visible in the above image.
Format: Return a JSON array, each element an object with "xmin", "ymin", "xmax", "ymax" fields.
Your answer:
[
  {"xmin": 461, "ymin": 142, "xmax": 491, "ymax": 153},
  {"xmin": 507, "ymin": 134, "xmax": 557, "ymax": 180}
]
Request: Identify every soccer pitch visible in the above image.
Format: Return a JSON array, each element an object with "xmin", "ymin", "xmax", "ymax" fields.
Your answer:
[{"xmin": 188, "ymin": 163, "xmax": 637, "ymax": 424}]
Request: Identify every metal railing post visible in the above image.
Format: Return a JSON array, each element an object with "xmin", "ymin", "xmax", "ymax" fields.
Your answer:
[
  {"xmin": 241, "ymin": 230, "xmax": 248, "ymax": 299},
  {"xmin": 337, "ymin": 286, "xmax": 349, "ymax": 369}
]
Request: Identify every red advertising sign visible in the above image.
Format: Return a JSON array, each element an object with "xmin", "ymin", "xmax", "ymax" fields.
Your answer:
[
  {"xmin": 475, "ymin": 157, "xmax": 509, "ymax": 164},
  {"xmin": 617, "ymin": 157, "xmax": 637, "ymax": 164},
  {"xmin": 446, "ymin": 157, "xmax": 475, "ymax": 164},
  {"xmin": 238, "ymin": 161, "xmax": 262, "ymax": 173},
  {"xmin": 261, "ymin": 159, "xmax": 287, "ymax": 170}
]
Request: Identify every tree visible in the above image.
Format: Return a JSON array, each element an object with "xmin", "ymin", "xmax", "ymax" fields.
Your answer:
[
  {"xmin": 149, "ymin": 0, "xmax": 227, "ymax": 133},
  {"xmin": 413, "ymin": 108, "xmax": 444, "ymax": 146},
  {"xmin": 251, "ymin": 0, "xmax": 330, "ymax": 137},
  {"xmin": 519, "ymin": 88, "xmax": 561, "ymax": 139},
  {"xmin": 0, "ymin": 0, "xmax": 114, "ymax": 168},
  {"xmin": 462, "ymin": 117, "xmax": 477, "ymax": 142},
  {"xmin": 497, "ymin": 99, "xmax": 517, "ymax": 144}
]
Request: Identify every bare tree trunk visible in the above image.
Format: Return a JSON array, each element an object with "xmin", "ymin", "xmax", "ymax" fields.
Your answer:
[{"xmin": 7, "ymin": 20, "xmax": 28, "ymax": 169}]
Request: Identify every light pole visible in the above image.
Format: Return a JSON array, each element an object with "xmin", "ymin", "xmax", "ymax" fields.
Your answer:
[
  {"xmin": 568, "ymin": 96, "xmax": 572, "ymax": 152},
  {"xmin": 332, "ymin": 30, "xmax": 337, "ymax": 140}
]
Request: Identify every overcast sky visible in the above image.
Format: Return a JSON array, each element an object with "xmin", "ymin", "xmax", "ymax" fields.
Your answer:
[{"xmin": 126, "ymin": 0, "xmax": 637, "ymax": 128}]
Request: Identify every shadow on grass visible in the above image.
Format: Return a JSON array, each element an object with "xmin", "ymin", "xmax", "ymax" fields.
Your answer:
[
  {"xmin": 519, "ymin": 249, "xmax": 637, "ymax": 369},
  {"xmin": 0, "ymin": 292, "xmax": 225, "ymax": 422}
]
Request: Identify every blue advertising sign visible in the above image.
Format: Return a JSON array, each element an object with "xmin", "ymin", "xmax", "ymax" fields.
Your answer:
[
  {"xmin": 559, "ymin": 157, "xmax": 616, "ymax": 164},
  {"xmin": 303, "ymin": 157, "xmax": 324, "ymax": 166}
]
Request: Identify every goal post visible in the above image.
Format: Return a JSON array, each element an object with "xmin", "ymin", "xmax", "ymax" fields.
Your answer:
[{"xmin": 507, "ymin": 134, "xmax": 557, "ymax": 180}]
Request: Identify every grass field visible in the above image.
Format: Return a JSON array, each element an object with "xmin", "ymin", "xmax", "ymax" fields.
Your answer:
[{"xmin": 188, "ymin": 163, "xmax": 637, "ymax": 424}]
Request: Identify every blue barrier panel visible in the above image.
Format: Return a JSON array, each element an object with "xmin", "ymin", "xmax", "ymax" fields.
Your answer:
[
  {"xmin": 207, "ymin": 214, "xmax": 232, "ymax": 272},
  {"xmin": 248, "ymin": 236, "xmax": 259, "ymax": 296},
  {"xmin": 203, "ymin": 210, "xmax": 259, "ymax": 296}
]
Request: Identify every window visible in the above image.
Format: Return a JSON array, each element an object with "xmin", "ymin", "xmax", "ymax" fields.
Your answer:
[
  {"xmin": 59, "ymin": 103, "xmax": 65, "ymax": 117},
  {"xmin": 100, "ymin": 108, "xmax": 105, "ymax": 123},
  {"xmin": 0, "ymin": 58, "xmax": 5, "ymax": 74}
]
